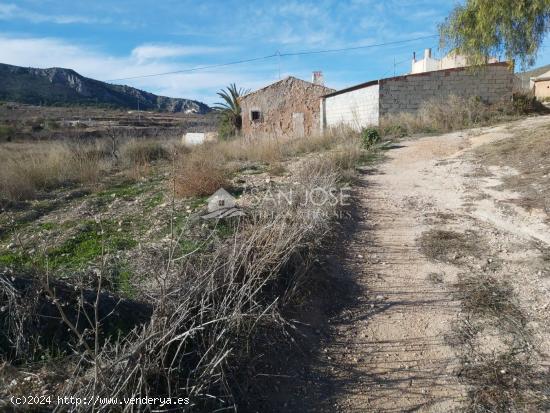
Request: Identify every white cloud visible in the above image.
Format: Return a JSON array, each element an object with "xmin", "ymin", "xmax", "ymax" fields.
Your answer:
[
  {"xmin": 0, "ymin": 34, "xmax": 274, "ymax": 104},
  {"xmin": 130, "ymin": 44, "xmax": 233, "ymax": 63},
  {"xmin": 0, "ymin": 2, "xmax": 110, "ymax": 24}
]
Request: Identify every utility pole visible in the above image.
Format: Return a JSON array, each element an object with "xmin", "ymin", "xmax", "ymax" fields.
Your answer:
[{"xmin": 278, "ymin": 50, "xmax": 281, "ymax": 79}]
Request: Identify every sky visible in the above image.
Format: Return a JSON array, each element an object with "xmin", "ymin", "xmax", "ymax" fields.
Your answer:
[{"xmin": 1, "ymin": 0, "xmax": 550, "ymax": 105}]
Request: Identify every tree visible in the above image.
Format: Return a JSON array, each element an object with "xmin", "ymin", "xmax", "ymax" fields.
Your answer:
[
  {"xmin": 213, "ymin": 83, "xmax": 249, "ymax": 139},
  {"xmin": 439, "ymin": 0, "xmax": 550, "ymax": 68}
]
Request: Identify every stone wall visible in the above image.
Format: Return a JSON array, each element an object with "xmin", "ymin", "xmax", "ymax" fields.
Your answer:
[
  {"xmin": 379, "ymin": 63, "xmax": 514, "ymax": 115},
  {"xmin": 240, "ymin": 76, "xmax": 334, "ymax": 138},
  {"xmin": 322, "ymin": 83, "xmax": 379, "ymax": 131}
]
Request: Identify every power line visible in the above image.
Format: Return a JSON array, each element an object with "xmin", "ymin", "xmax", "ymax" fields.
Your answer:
[
  {"xmin": 105, "ymin": 34, "xmax": 438, "ymax": 82},
  {"xmin": 106, "ymin": 54, "xmax": 278, "ymax": 82},
  {"xmin": 279, "ymin": 34, "xmax": 437, "ymax": 57}
]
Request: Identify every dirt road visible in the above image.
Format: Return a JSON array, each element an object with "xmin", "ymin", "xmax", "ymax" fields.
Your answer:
[{"xmin": 320, "ymin": 116, "xmax": 550, "ymax": 412}]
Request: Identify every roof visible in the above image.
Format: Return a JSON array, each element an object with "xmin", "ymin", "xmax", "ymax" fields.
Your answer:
[
  {"xmin": 240, "ymin": 76, "xmax": 334, "ymax": 100},
  {"xmin": 517, "ymin": 64, "xmax": 550, "ymax": 83},
  {"xmin": 323, "ymin": 80, "xmax": 379, "ymax": 98},
  {"xmin": 322, "ymin": 61, "xmax": 511, "ymax": 99},
  {"xmin": 531, "ymin": 69, "xmax": 550, "ymax": 82},
  {"xmin": 207, "ymin": 188, "xmax": 234, "ymax": 202}
]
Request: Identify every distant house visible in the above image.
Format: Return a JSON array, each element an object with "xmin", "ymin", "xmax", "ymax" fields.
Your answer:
[
  {"xmin": 411, "ymin": 48, "xmax": 498, "ymax": 74},
  {"xmin": 240, "ymin": 75, "xmax": 335, "ymax": 138},
  {"xmin": 181, "ymin": 132, "xmax": 217, "ymax": 146},
  {"xmin": 321, "ymin": 62, "xmax": 514, "ymax": 131},
  {"xmin": 531, "ymin": 70, "xmax": 550, "ymax": 100}
]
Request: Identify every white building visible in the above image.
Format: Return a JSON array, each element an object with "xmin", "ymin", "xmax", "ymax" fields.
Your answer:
[{"xmin": 411, "ymin": 48, "xmax": 497, "ymax": 74}]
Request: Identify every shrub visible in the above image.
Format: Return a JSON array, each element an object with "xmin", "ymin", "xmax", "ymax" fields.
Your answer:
[
  {"xmin": 0, "ymin": 125, "xmax": 15, "ymax": 142},
  {"xmin": 512, "ymin": 92, "xmax": 547, "ymax": 114},
  {"xmin": 175, "ymin": 147, "xmax": 230, "ymax": 197},
  {"xmin": 217, "ymin": 112, "xmax": 237, "ymax": 140},
  {"xmin": 361, "ymin": 127, "xmax": 380, "ymax": 148}
]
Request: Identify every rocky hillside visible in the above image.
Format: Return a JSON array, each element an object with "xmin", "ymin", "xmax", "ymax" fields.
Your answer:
[{"xmin": 0, "ymin": 63, "xmax": 210, "ymax": 114}]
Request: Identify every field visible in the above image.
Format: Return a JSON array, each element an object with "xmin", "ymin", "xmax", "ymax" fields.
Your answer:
[
  {"xmin": 0, "ymin": 108, "xmax": 369, "ymax": 411},
  {"xmin": 0, "ymin": 102, "xmax": 219, "ymax": 142}
]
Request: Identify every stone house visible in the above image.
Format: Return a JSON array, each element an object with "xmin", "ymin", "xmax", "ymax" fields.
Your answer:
[
  {"xmin": 531, "ymin": 70, "xmax": 550, "ymax": 100},
  {"xmin": 240, "ymin": 76, "xmax": 334, "ymax": 138},
  {"xmin": 321, "ymin": 62, "xmax": 514, "ymax": 131}
]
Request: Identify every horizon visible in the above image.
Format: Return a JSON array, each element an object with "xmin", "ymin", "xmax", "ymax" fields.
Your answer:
[{"xmin": 1, "ymin": 0, "xmax": 550, "ymax": 106}]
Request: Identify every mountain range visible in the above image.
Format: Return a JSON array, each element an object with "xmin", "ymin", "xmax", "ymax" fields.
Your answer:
[{"xmin": 0, "ymin": 63, "xmax": 211, "ymax": 114}]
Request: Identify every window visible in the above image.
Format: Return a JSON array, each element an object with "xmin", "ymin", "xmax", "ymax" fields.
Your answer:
[
  {"xmin": 218, "ymin": 199, "xmax": 225, "ymax": 207},
  {"xmin": 251, "ymin": 110, "xmax": 261, "ymax": 121}
]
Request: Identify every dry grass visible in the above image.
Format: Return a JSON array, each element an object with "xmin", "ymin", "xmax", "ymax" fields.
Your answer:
[
  {"xmin": 379, "ymin": 94, "xmax": 531, "ymax": 138},
  {"xmin": 461, "ymin": 350, "xmax": 548, "ymax": 412},
  {"xmin": 0, "ymin": 141, "xmax": 111, "ymax": 201},
  {"xmin": 0, "ymin": 137, "xmax": 185, "ymax": 201},
  {"xmin": 119, "ymin": 139, "xmax": 172, "ymax": 165},
  {"xmin": 214, "ymin": 130, "xmax": 352, "ymax": 164},
  {"xmin": 173, "ymin": 129, "xmax": 362, "ymax": 197},
  {"xmin": 455, "ymin": 273, "xmax": 524, "ymax": 327}
]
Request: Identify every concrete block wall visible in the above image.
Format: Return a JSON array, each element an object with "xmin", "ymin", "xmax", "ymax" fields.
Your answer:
[
  {"xmin": 379, "ymin": 63, "xmax": 514, "ymax": 115},
  {"xmin": 323, "ymin": 84, "xmax": 379, "ymax": 130}
]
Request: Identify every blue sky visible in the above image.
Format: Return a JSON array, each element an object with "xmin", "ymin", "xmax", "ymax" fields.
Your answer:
[{"xmin": 1, "ymin": 0, "xmax": 550, "ymax": 105}]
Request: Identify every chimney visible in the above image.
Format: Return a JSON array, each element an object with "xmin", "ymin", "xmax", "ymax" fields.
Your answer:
[
  {"xmin": 413, "ymin": 51, "xmax": 416, "ymax": 63},
  {"xmin": 424, "ymin": 48, "xmax": 432, "ymax": 59},
  {"xmin": 312, "ymin": 71, "xmax": 324, "ymax": 86}
]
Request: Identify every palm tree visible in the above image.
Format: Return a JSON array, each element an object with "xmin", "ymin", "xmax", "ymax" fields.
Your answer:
[{"xmin": 213, "ymin": 83, "xmax": 249, "ymax": 134}]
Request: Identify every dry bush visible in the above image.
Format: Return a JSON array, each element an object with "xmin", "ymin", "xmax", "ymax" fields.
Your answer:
[
  {"xmin": 175, "ymin": 146, "xmax": 231, "ymax": 197},
  {"xmin": 0, "ymin": 141, "xmax": 111, "ymax": 201}
]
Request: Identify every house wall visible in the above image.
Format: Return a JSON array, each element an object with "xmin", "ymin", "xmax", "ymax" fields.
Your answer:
[
  {"xmin": 534, "ymin": 79, "xmax": 550, "ymax": 99},
  {"xmin": 411, "ymin": 56, "xmax": 440, "ymax": 74},
  {"xmin": 240, "ymin": 77, "xmax": 334, "ymax": 138},
  {"xmin": 322, "ymin": 83, "xmax": 379, "ymax": 130},
  {"xmin": 379, "ymin": 63, "xmax": 514, "ymax": 116}
]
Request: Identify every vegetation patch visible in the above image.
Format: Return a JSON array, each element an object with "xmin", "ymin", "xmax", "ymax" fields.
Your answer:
[
  {"xmin": 44, "ymin": 220, "xmax": 137, "ymax": 270},
  {"xmin": 452, "ymin": 273, "xmax": 549, "ymax": 411},
  {"xmin": 461, "ymin": 350, "xmax": 549, "ymax": 412},
  {"xmin": 96, "ymin": 181, "xmax": 147, "ymax": 201},
  {"xmin": 419, "ymin": 229, "xmax": 483, "ymax": 263},
  {"xmin": 455, "ymin": 273, "xmax": 525, "ymax": 328}
]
